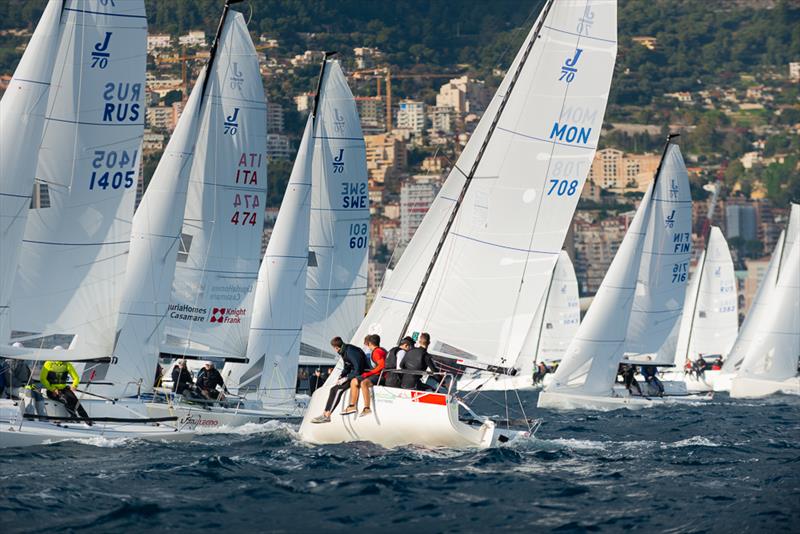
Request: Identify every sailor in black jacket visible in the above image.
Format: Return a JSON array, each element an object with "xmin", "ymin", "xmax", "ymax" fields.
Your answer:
[{"xmin": 311, "ymin": 336, "xmax": 367, "ymax": 423}]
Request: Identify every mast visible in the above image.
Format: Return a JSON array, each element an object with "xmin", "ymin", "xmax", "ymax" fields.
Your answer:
[
  {"xmin": 311, "ymin": 51, "xmax": 337, "ymax": 121},
  {"xmin": 399, "ymin": 0, "xmax": 557, "ymax": 342},
  {"xmin": 531, "ymin": 261, "xmax": 558, "ymax": 366},
  {"xmin": 680, "ymin": 247, "xmax": 707, "ymax": 364},
  {"xmin": 199, "ymin": 0, "xmax": 244, "ymax": 101}
]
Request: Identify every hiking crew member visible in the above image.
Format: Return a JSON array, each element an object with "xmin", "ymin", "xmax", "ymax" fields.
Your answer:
[
  {"xmin": 399, "ymin": 333, "xmax": 438, "ymax": 390},
  {"xmin": 532, "ymin": 361, "xmax": 549, "ymax": 385},
  {"xmin": 384, "ymin": 337, "xmax": 414, "ymax": 388},
  {"xmin": 641, "ymin": 365, "xmax": 664, "ymax": 396},
  {"xmin": 196, "ymin": 361, "xmax": 228, "ymax": 401},
  {"xmin": 311, "ymin": 337, "xmax": 367, "ymax": 423},
  {"xmin": 621, "ymin": 364, "xmax": 643, "ymax": 397},
  {"xmin": 344, "ymin": 334, "xmax": 387, "ymax": 417},
  {"xmin": 694, "ymin": 356, "xmax": 708, "ymax": 378},
  {"xmin": 40, "ymin": 360, "xmax": 92, "ymax": 425}
]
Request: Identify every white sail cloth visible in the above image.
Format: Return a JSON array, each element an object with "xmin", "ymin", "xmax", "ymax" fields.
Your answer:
[
  {"xmin": 623, "ymin": 146, "xmax": 692, "ymax": 362},
  {"xmin": 515, "ymin": 250, "xmax": 580, "ymax": 377},
  {"xmin": 735, "ymin": 204, "xmax": 800, "ymax": 382},
  {"xmin": 546, "ymin": 185, "xmax": 653, "ymax": 395},
  {"xmin": 163, "ymin": 12, "xmax": 267, "ymax": 360},
  {"xmin": 0, "ymin": 0, "xmax": 62, "ymax": 344},
  {"xmin": 302, "ymin": 60, "xmax": 369, "ymax": 361},
  {"xmin": 10, "ymin": 1, "xmax": 147, "ymax": 358},
  {"xmin": 97, "ymin": 68, "xmax": 207, "ymax": 397},
  {"xmin": 225, "ymin": 117, "xmax": 314, "ymax": 400},
  {"xmin": 671, "ymin": 226, "xmax": 738, "ymax": 366},
  {"xmin": 353, "ymin": 1, "xmax": 617, "ymax": 367}
]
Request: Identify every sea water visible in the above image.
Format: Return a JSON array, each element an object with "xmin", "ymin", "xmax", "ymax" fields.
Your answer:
[{"xmin": 1, "ymin": 391, "xmax": 798, "ymax": 532}]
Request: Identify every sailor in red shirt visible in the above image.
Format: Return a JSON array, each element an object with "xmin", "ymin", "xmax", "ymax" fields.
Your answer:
[{"xmin": 342, "ymin": 334, "xmax": 386, "ymax": 416}]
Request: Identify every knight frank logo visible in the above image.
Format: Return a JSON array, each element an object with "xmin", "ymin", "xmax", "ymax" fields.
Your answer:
[{"xmin": 209, "ymin": 307, "xmax": 247, "ymax": 324}]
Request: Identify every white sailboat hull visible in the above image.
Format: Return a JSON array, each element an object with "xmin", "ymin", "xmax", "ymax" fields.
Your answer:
[
  {"xmin": 0, "ymin": 400, "xmax": 193, "ymax": 448},
  {"xmin": 143, "ymin": 398, "xmax": 307, "ymax": 430},
  {"xmin": 729, "ymin": 376, "xmax": 800, "ymax": 399},
  {"xmin": 299, "ymin": 385, "xmax": 527, "ymax": 449},
  {"xmin": 538, "ymin": 387, "xmax": 712, "ymax": 411},
  {"xmin": 660, "ymin": 370, "xmax": 717, "ymax": 393}
]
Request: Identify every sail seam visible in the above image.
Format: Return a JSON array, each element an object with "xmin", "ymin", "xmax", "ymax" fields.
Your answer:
[{"xmin": 62, "ymin": 7, "xmax": 147, "ymax": 19}]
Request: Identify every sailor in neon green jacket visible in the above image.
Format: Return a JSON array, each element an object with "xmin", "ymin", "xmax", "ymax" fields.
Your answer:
[
  {"xmin": 40, "ymin": 360, "xmax": 91, "ymax": 424},
  {"xmin": 40, "ymin": 360, "xmax": 80, "ymax": 391}
]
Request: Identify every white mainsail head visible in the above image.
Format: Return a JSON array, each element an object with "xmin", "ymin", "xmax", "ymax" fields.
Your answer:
[
  {"xmin": 671, "ymin": 226, "xmax": 738, "ymax": 367},
  {"xmin": 623, "ymin": 144, "xmax": 692, "ymax": 363},
  {"xmin": 301, "ymin": 59, "xmax": 369, "ymax": 362},
  {"xmin": 163, "ymin": 11, "xmax": 267, "ymax": 360},
  {"xmin": 547, "ymin": 184, "xmax": 653, "ymax": 395},
  {"xmin": 736, "ymin": 203, "xmax": 800, "ymax": 382},
  {"xmin": 353, "ymin": 0, "xmax": 617, "ymax": 368},
  {"xmin": 0, "ymin": 0, "xmax": 62, "ymax": 344},
  {"xmin": 225, "ymin": 116, "xmax": 314, "ymax": 401},
  {"xmin": 10, "ymin": 0, "xmax": 147, "ymax": 358},
  {"xmin": 515, "ymin": 250, "xmax": 580, "ymax": 378}
]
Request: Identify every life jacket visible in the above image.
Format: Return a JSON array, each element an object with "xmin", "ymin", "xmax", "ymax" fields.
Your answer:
[
  {"xmin": 45, "ymin": 361, "xmax": 71, "ymax": 388},
  {"xmin": 385, "ymin": 347, "xmax": 402, "ymax": 370}
]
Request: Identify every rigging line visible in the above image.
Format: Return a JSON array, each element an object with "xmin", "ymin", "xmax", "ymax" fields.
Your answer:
[
  {"xmin": 532, "ymin": 261, "xmax": 558, "ymax": 367},
  {"xmin": 399, "ymin": 0, "xmax": 558, "ymax": 343},
  {"xmin": 680, "ymin": 248, "xmax": 707, "ymax": 365}
]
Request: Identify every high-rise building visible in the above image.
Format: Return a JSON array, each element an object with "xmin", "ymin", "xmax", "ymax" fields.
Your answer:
[
  {"xmin": 266, "ymin": 134, "xmax": 292, "ymax": 160},
  {"xmin": 396, "ymin": 100, "xmax": 425, "ymax": 134},
  {"xmin": 587, "ymin": 148, "xmax": 660, "ymax": 191},
  {"xmin": 356, "ymin": 97, "xmax": 386, "ymax": 135},
  {"xmin": 726, "ymin": 204, "xmax": 757, "ymax": 241},
  {"xmin": 400, "ymin": 175, "xmax": 441, "ymax": 245},
  {"xmin": 436, "ymin": 76, "xmax": 491, "ymax": 115},
  {"xmin": 267, "ymin": 102, "xmax": 285, "ymax": 134},
  {"xmin": 364, "ymin": 133, "xmax": 407, "ymax": 185},
  {"xmin": 429, "ymin": 105, "xmax": 455, "ymax": 134}
]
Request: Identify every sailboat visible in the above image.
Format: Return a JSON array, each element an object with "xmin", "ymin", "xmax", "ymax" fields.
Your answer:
[
  {"xmin": 300, "ymin": 0, "xmax": 618, "ymax": 448},
  {"xmin": 729, "ymin": 203, "xmax": 799, "ymax": 398},
  {"xmin": 458, "ymin": 250, "xmax": 580, "ymax": 391},
  {"xmin": 659, "ymin": 226, "xmax": 738, "ymax": 393},
  {"xmin": 538, "ymin": 137, "xmax": 697, "ymax": 411},
  {"xmin": 299, "ymin": 57, "xmax": 370, "ymax": 367},
  {"xmin": 0, "ymin": 1, "xmax": 193, "ymax": 445}
]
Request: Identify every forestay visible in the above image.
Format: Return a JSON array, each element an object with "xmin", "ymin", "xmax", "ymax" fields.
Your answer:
[
  {"xmin": 354, "ymin": 1, "xmax": 617, "ymax": 367},
  {"xmin": 623, "ymin": 145, "xmax": 692, "ymax": 362},
  {"xmin": 736, "ymin": 203, "xmax": 800, "ymax": 381},
  {"xmin": 515, "ymin": 250, "xmax": 580, "ymax": 378},
  {"xmin": 302, "ymin": 60, "xmax": 368, "ymax": 361},
  {"xmin": 225, "ymin": 117, "xmax": 314, "ymax": 401},
  {"xmin": 547, "ymin": 185, "xmax": 653, "ymax": 395},
  {"xmin": 10, "ymin": 0, "xmax": 147, "ymax": 358},
  {"xmin": 0, "ymin": 0, "xmax": 62, "ymax": 344},
  {"xmin": 163, "ymin": 12, "xmax": 267, "ymax": 359},
  {"xmin": 671, "ymin": 226, "xmax": 738, "ymax": 366}
]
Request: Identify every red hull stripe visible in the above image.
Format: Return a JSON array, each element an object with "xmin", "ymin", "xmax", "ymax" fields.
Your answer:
[{"xmin": 411, "ymin": 391, "xmax": 447, "ymax": 406}]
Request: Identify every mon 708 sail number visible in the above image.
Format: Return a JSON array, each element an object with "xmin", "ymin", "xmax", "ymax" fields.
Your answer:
[{"xmin": 88, "ymin": 149, "xmax": 137, "ymax": 190}]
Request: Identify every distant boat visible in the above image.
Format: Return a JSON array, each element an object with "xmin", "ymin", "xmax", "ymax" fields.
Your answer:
[
  {"xmin": 729, "ymin": 203, "xmax": 799, "ymax": 398},
  {"xmin": 300, "ymin": 0, "xmax": 618, "ymax": 448},
  {"xmin": 457, "ymin": 250, "xmax": 580, "ymax": 392},
  {"xmin": 538, "ymin": 138, "xmax": 707, "ymax": 411}
]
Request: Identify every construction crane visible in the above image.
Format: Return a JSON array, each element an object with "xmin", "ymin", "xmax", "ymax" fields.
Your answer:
[
  {"xmin": 350, "ymin": 67, "xmax": 459, "ymax": 131},
  {"xmin": 155, "ymin": 49, "xmax": 208, "ymax": 98}
]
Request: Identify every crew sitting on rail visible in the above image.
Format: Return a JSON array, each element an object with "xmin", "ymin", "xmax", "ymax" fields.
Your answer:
[
  {"xmin": 311, "ymin": 337, "xmax": 368, "ymax": 424},
  {"xmin": 711, "ymin": 357, "xmax": 723, "ymax": 371},
  {"xmin": 383, "ymin": 336, "xmax": 414, "ymax": 388},
  {"xmin": 399, "ymin": 333, "xmax": 439, "ymax": 390},
  {"xmin": 172, "ymin": 360, "xmax": 197, "ymax": 397},
  {"xmin": 693, "ymin": 356, "xmax": 708, "ymax": 378},
  {"xmin": 641, "ymin": 364, "xmax": 664, "ymax": 396},
  {"xmin": 197, "ymin": 361, "xmax": 228, "ymax": 403},
  {"xmin": 40, "ymin": 356, "xmax": 92, "ymax": 425},
  {"xmin": 532, "ymin": 361, "xmax": 550, "ymax": 385},
  {"xmin": 619, "ymin": 364, "xmax": 643, "ymax": 397},
  {"xmin": 343, "ymin": 334, "xmax": 387, "ymax": 417}
]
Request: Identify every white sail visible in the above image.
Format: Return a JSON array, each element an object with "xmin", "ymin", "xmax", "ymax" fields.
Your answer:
[
  {"xmin": 301, "ymin": 60, "xmax": 369, "ymax": 361},
  {"xmin": 163, "ymin": 12, "xmax": 267, "ymax": 359},
  {"xmin": 671, "ymin": 226, "xmax": 738, "ymax": 366},
  {"xmin": 623, "ymin": 145, "xmax": 692, "ymax": 362},
  {"xmin": 546, "ymin": 184, "xmax": 653, "ymax": 396},
  {"xmin": 225, "ymin": 117, "xmax": 314, "ymax": 401},
  {"xmin": 515, "ymin": 250, "xmax": 579, "ymax": 377},
  {"xmin": 10, "ymin": 0, "xmax": 147, "ymax": 358},
  {"xmin": 96, "ymin": 68, "xmax": 208, "ymax": 397},
  {"xmin": 0, "ymin": 0, "xmax": 63, "ymax": 344},
  {"xmin": 354, "ymin": 1, "xmax": 617, "ymax": 367},
  {"xmin": 722, "ymin": 231, "xmax": 785, "ymax": 374},
  {"xmin": 735, "ymin": 203, "xmax": 800, "ymax": 382}
]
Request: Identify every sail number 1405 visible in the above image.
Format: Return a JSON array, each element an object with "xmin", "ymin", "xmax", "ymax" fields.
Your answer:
[{"xmin": 88, "ymin": 149, "xmax": 137, "ymax": 190}]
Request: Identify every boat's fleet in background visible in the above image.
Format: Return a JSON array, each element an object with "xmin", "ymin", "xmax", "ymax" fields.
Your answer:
[{"xmin": 0, "ymin": 0, "xmax": 797, "ymax": 449}]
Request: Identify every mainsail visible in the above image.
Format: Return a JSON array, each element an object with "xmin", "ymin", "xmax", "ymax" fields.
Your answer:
[
  {"xmin": 225, "ymin": 116, "xmax": 314, "ymax": 401},
  {"xmin": 0, "ymin": 0, "xmax": 62, "ymax": 344},
  {"xmin": 10, "ymin": 0, "xmax": 147, "ymax": 358},
  {"xmin": 515, "ymin": 250, "xmax": 580, "ymax": 378},
  {"xmin": 671, "ymin": 226, "xmax": 738, "ymax": 366},
  {"xmin": 163, "ymin": 11, "xmax": 267, "ymax": 360},
  {"xmin": 353, "ymin": 0, "xmax": 617, "ymax": 368},
  {"xmin": 301, "ymin": 60, "xmax": 369, "ymax": 362},
  {"xmin": 735, "ymin": 203, "xmax": 800, "ymax": 382}
]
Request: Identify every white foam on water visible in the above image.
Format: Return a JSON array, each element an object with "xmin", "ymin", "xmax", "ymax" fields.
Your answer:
[
  {"xmin": 74, "ymin": 436, "xmax": 134, "ymax": 448},
  {"xmin": 665, "ymin": 436, "xmax": 722, "ymax": 448}
]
